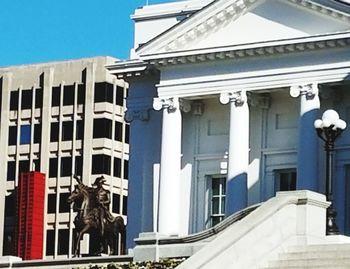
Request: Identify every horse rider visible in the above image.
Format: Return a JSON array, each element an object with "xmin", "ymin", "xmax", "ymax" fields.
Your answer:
[{"xmin": 92, "ymin": 175, "xmax": 115, "ymax": 236}]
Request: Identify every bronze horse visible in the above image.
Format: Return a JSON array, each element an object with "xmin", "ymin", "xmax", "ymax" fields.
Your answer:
[{"xmin": 67, "ymin": 184, "xmax": 126, "ymax": 257}]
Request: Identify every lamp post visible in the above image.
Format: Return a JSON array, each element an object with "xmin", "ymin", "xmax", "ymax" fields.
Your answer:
[{"xmin": 314, "ymin": 109, "xmax": 347, "ymax": 235}]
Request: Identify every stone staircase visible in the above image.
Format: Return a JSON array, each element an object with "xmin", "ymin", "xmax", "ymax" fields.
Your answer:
[{"xmin": 262, "ymin": 243, "xmax": 350, "ymax": 269}]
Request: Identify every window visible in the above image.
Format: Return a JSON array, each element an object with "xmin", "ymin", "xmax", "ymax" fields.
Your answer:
[
  {"xmin": 5, "ymin": 193, "xmax": 16, "ymax": 217},
  {"xmin": 34, "ymin": 124, "xmax": 41, "ymax": 143},
  {"xmin": 113, "ymin": 157, "xmax": 121, "ymax": 178},
  {"xmin": 77, "ymin": 84, "xmax": 85, "ymax": 105},
  {"xmin": 76, "ymin": 120, "xmax": 84, "ymax": 140},
  {"xmin": 46, "ymin": 230, "xmax": 55, "ymax": 256},
  {"xmin": 59, "ymin": 193, "xmax": 70, "ymax": 213},
  {"xmin": 18, "ymin": 160, "xmax": 29, "ymax": 174},
  {"xmin": 62, "ymin": 121, "xmax": 73, "ymax": 141},
  {"xmin": 210, "ymin": 176, "xmax": 226, "ymax": 227},
  {"xmin": 50, "ymin": 122, "xmax": 59, "ymax": 142},
  {"xmin": 21, "ymin": 89, "xmax": 32, "ymax": 110},
  {"xmin": 275, "ymin": 169, "xmax": 296, "ymax": 192},
  {"xmin": 63, "ymin": 85, "xmax": 75, "ymax": 106},
  {"xmin": 49, "ymin": 158, "xmax": 58, "ymax": 178},
  {"xmin": 7, "ymin": 161, "xmax": 15, "ymax": 181},
  {"xmin": 47, "ymin": 193, "xmax": 56, "ymax": 214},
  {"xmin": 115, "ymin": 122, "xmax": 123, "ymax": 141},
  {"xmin": 75, "ymin": 156, "xmax": 83, "ymax": 176},
  {"xmin": 33, "ymin": 158, "xmax": 41, "ymax": 172},
  {"xmin": 94, "ymin": 82, "xmax": 113, "ymax": 103},
  {"xmin": 93, "ymin": 118, "xmax": 112, "ymax": 139},
  {"xmin": 112, "ymin": 193, "xmax": 120, "ymax": 214},
  {"xmin": 92, "ymin": 154, "xmax": 111, "ymax": 175},
  {"xmin": 10, "ymin": 91, "xmax": 18, "ymax": 111},
  {"xmin": 3, "ymin": 229, "xmax": 14, "ymax": 256},
  {"xmin": 61, "ymin": 157, "xmax": 72, "ymax": 177},
  {"xmin": 124, "ymin": 160, "xmax": 129, "ymax": 180},
  {"xmin": 125, "ymin": 124, "xmax": 130, "ymax": 144},
  {"xmin": 116, "ymin": 86, "xmax": 124, "ymax": 106},
  {"xmin": 122, "ymin": 196, "xmax": 127, "ymax": 215},
  {"xmin": 35, "ymin": 88, "xmax": 43, "ymax": 108},
  {"xmin": 51, "ymin": 86, "xmax": 61, "ymax": 107},
  {"xmin": 58, "ymin": 229, "xmax": 69, "ymax": 255},
  {"xmin": 20, "ymin": 125, "xmax": 31, "ymax": 144},
  {"xmin": 8, "ymin": 126, "xmax": 17, "ymax": 145}
]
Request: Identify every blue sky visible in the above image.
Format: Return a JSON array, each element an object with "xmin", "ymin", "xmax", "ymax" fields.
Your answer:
[{"xmin": 0, "ymin": 0, "xmax": 175, "ymax": 67}]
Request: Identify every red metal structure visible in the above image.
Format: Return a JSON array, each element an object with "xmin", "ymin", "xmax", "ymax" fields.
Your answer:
[{"xmin": 15, "ymin": 171, "xmax": 46, "ymax": 260}]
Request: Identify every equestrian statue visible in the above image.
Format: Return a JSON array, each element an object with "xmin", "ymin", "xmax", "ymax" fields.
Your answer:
[{"xmin": 67, "ymin": 175, "xmax": 126, "ymax": 257}]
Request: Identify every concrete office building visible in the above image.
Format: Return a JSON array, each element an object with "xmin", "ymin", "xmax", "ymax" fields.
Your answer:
[{"xmin": 0, "ymin": 57, "xmax": 129, "ymax": 259}]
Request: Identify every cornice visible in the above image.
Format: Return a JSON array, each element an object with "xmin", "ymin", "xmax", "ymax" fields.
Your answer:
[
  {"xmin": 136, "ymin": 0, "xmax": 350, "ymax": 56},
  {"xmin": 106, "ymin": 59, "xmax": 158, "ymax": 79},
  {"xmin": 107, "ymin": 32, "xmax": 350, "ymax": 80},
  {"xmin": 143, "ymin": 32, "xmax": 350, "ymax": 66}
]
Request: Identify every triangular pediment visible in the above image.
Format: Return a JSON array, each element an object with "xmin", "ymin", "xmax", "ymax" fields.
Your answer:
[{"xmin": 136, "ymin": 0, "xmax": 350, "ymax": 56}]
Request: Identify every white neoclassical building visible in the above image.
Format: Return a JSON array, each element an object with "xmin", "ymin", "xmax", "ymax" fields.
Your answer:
[{"xmin": 107, "ymin": 0, "xmax": 350, "ymax": 252}]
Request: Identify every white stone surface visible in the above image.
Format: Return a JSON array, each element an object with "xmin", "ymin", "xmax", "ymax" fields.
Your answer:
[
  {"xmin": 156, "ymin": 97, "xmax": 182, "ymax": 235},
  {"xmin": 176, "ymin": 190, "xmax": 330, "ymax": 269}
]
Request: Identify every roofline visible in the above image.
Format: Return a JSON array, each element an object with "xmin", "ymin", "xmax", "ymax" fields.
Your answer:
[
  {"xmin": 107, "ymin": 31, "xmax": 350, "ymax": 78},
  {"xmin": 135, "ymin": 0, "xmax": 350, "ymax": 56},
  {"xmin": 0, "ymin": 56, "xmax": 119, "ymax": 70},
  {"xmin": 141, "ymin": 31, "xmax": 350, "ymax": 61}
]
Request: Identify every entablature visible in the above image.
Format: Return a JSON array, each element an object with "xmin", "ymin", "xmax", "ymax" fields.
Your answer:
[{"xmin": 141, "ymin": 31, "xmax": 350, "ymax": 66}]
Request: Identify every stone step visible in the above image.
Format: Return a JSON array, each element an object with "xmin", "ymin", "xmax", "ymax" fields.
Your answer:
[
  {"xmin": 262, "ymin": 244, "xmax": 350, "ymax": 269},
  {"xmin": 268, "ymin": 257, "xmax": 350, "ymax": 268},
  {"xmin": 262, "ymin": 265, "xmax": 349, "ymax": 269},
  {"xmin": 287, "ymin": 243, "xmax": 350, "ymax": 253}
]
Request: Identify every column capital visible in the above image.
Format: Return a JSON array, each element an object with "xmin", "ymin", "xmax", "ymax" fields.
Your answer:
[
  {"xmin": 153, "ymin": 97, "xmax": 179, "ymax": 113},
  {"xmin": 290, "ymin": 83, "xmax": 319, "ymax": 99},
  {"xmin": 219, "ymin": 90, "xmax": 247, "ymax": 106}
]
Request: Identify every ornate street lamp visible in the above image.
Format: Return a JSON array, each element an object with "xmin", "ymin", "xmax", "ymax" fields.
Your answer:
[{"xmin": 314, "ymin": 109, "xmax": 347, "ymax": 235}]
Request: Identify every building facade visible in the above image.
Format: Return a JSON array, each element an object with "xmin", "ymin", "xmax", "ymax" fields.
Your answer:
[
  {"xmin": 107, "ymin": 0, "xmax": 350, "ymax": 248},
  {"xmin": 0, "ymin": 57, "xmax": 129, "ymax": 258}
]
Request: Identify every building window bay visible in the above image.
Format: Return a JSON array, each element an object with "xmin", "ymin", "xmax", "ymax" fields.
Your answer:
[
  {"xmin": 8, "ymin": 126, "xmax": 17, "ymax": 145},
  {"xmin": 116, "ymin": 86, "xmax": 124, "ymax": 106},
  {"xmin": 21, "ymin": 89, "xmax": 32, "ymax": 110},
  {"xmin": 50, "ymin": 122, "xmax": 59, "ymax": 142},
  {"xmin": 7, "ymin": 161, "xmax": 15, "ymax": 181},
  {"xmin": 10, "ymin": 91, "xmax": 19, "ymax": 111},
  {"xmin": 20, "ymin": 125, "xmax": 31, "ymax": 144},
  {"xmin": 62, "ymin": 121, "xmax": 73, "ymax": 141},
  {"xmin": 46, "ymin": 230, "xmax": 55, "ymax": 256},
  {"xmin": 63, "ymin": 85, "xmax": 75, "ymax": 106},
  {"xmin": 49, "ymin": 158, "xmax": 58, "ymax": 178},
  {"xmin": 93, "ymin": 118, "xmax": 112, "ymax": 139},
  {"xmin": 92, "ymin": 154, "xmax": 111, "ymax": 175},
  {"xmin": 94, "ymin": 82, "xmax": 113, "ymax": 104},
  {"xmin": 61, "ymin": 157, "xmax": 72, "ymax": 177},
  {"xmin": 47, "ymin": 193, "xmax": 56, "ymax": 214},
  {"xmin": 35, "ymin": 88, "xmax": 43, "ymax": 108},
  {"xmin": 58, "ymin": 229, "xmax": 69, "ymax": 255},
  {"xmin": 52, "ymin": 86, "xmax": 61, "ymax": 107},
  {"xmin": 59, "ymin": 193, "xmax": 70, "ymax": 213}
]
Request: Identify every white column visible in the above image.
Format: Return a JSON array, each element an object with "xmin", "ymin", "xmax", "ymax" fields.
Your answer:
[
  {"xmin": 290, "ymin": 83, "xmax": 320, "ymax": 191},
  {"xmin": 153, "ymin": 97, "xmax": 182, "ymax": 235},
  {"xmin": 220, "ymin": 91, "xmax": 249, "ymax": 216}
]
